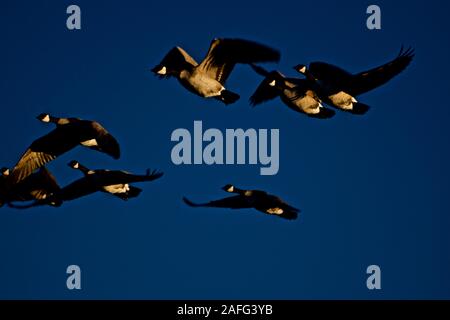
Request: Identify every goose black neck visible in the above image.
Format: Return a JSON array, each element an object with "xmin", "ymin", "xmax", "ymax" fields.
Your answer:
[{"xmin": 76, "ymin": 164, "xmax": 91, "ymax": 175}]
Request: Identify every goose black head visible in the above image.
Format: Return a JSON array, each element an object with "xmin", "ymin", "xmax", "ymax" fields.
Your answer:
[
  {"xmin": 293, "ymin": 64, "xmax": 307, "ymax": 74},
  {"xmin": 267, "ymin": 78, "xmax": 276, "ymax": 87},
  {"xmin": 265, "ymin": 71, "xmax": 286, "ymax": 89},
  {"xmin": 151, "ymin": 64, "xmax": 184, "ymax": 79},
  {"xmin": 222, "ymin": 184, "xmax": 235, "ymax": 193},
  {"xmin": 1, "ymin": 167, "xmax": 10, "ymax": 176},
  {"xmin": 36, "ymin": 113, "xmax": 51, "ymax": 123},
  {"xmin": 68, "ymin": 161, "xmax": 80, "ymax": 169},
  {"xmin": 151, "ymin": 64, "xmax": 168, "ymax": 76}
]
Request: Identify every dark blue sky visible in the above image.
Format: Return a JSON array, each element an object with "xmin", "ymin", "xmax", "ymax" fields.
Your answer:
[{"xmin": 1, "ymin": 0, "xmax": 449, "ymax": 299}]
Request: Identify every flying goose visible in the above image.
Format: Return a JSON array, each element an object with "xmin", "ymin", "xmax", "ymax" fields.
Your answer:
[
  {"xmin": 66, "ymin": 160, "xmax": 164, "ymax": 201},
  {"xmin": 152, "ymin": 38, "xmax": 280, "ymax": 105},
  {"xmin": 249, "ymin": 64, "xmax": 335, "ymax": 119},
  {"xmin": 52, "ymin": 161, "xmax": 163, "ymax": 205},
  {"xmin": 9, "ymin": 114, "xmax": 120, "ymax": 184},
  {"xmin": 183, "ymin": 184, "xmax": 300, "ymax": 220},
  {"xmin": 9, "ymin": 162, "xmax": 164, "ymax": 209},
  {"xmin": 293, "ymin": 46, "xmax": 415, "ymax": 114},
  {"xmin": 0, "ymin": 167, "xmax": 61, "ymax": 207}
]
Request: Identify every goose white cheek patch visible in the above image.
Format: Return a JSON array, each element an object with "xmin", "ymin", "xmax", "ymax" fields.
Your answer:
[{"xmin": 157, "ymin": 66, "xmax": 167, "ymax": 75}]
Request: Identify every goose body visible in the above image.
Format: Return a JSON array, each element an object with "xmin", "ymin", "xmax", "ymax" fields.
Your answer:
[
  {"xmin": 294, "ymin": 47, "xmax": 415, "ymax": 114},
  {"xmin": 46, "ymin": 161, "xmax": 164, "ymax": 205},
  {"xmin": 249, "ymin": 65, "xmax": 335, "ymax": 119},
  {"xmin": 152, "ymin": 38, "xmax": 280, "ymax": 105},
  {"xmin": 9, "ymin": 114, "xmax": 120, "ymax": 184},
  {"xmin": 183, "ymin": 184, "xmax": 299, "ymax": 220}
]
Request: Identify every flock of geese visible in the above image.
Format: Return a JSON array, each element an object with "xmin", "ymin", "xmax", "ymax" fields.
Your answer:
[
  {"xmin": 0, "ymin": 38, "xmax": 414, "ymax": 220},
  {"xmin": 0, "ymin": 114, "xmax": 163, "ymax": 209}
]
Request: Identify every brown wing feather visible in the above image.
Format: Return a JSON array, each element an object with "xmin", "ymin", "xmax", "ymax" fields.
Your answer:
[
  {"xmin": 10, "ymin": 124, "xmax": 87, "ymax": 184},
  {"xmin": 10, "ymin": 149, "xmax": 57, "ymax": 184},
  {"xmin": 174, "ymin": 46, "xmax": 198, "ymax": 67},
  {"xmin": 198, "ymin": 38, "xmax": 280, "ymax": 85}
]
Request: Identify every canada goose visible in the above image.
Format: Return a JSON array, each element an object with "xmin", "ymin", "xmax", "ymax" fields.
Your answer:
[
  {"xmin": 183, "ymin": 184, "xmax": 299, "ymax": 220},
  {"xmin": 152, "ymin": 38, "xmax": 280, "ymax": 105},
  {"xmin": 293, "ymin": 46, "xmax": 415, "ymax": 114},
  {"xmin": 49, "ymin": 161, "xmax": 163, "ymax": 205},
  {"xmin": 9, "ymin": 162, "xmax": 164, "ymax": 209},
  {"xmin": 9, "ymin": 114, "xmax": 120, "ymax": 184},
  {"xmin": 0, "ymin": 166, "xmax": 61, "ymax": 207},
  {"xmin": 66, "ymin": 160, "xmax": 164, "ymax": 201},
  {"xmin": 249, "ymin": 64, "xmax": 335, "ymax": 119}
]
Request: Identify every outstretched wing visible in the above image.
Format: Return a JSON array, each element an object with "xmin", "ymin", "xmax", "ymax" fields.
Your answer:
[
  {"xmin": 10, "ymin": 149, "xmax": 56, "ymax": 185},
  {"xmin": 96, "ymin": 169, "xmax": 163, "ymax": 186},
  {"xmin": 349, "ymin": 46, "xmax": 415, "ymax": 95},
  {"xmin": 198, "ymin": 38, "xmax": 280, "ymax": 84},
  {"xmin": 9, "ymin": 128, "xmax": 77, "ymax": 184},
  {"xmin": 89, "ymin": 122, "xmax": 121, "ymax": 160},
  {"xmin": 308, "ymin": 61, "xmax": 354, "ymax": 88},
  {"xmin": 58, "ymin": 177, "xmax": 99, "ymax": 201},
  {"xmin": 183, "ymin": 195, "xmax": 253, "ymax": 209}
]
